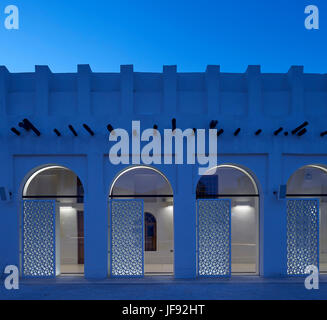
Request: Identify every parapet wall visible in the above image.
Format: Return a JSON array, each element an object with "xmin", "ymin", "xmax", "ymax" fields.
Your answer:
[{"xmin": 1, "ymin": 65, "xmax": 326, "ymax": 119}]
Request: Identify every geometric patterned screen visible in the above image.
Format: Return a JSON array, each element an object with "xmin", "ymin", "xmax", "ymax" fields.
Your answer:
[
  {"xmin": 287, "ymin": 199, "xmax": 319, "ymax": 275},
  {"xmin": 22, "ymin": 200, "xmax": 56, "ymax": 278},
  {"xmin": 110, "ymin": 199, "xmax": 144, "ymax": 277},
  {"xmin": 197, "ymin": 199, "xmax": 231, "ymax": 276}
]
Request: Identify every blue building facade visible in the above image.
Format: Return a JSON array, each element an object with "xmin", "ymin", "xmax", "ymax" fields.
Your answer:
[{"xmin": 0, "ymin": 64, "xmax": 326, "ymax": 280}]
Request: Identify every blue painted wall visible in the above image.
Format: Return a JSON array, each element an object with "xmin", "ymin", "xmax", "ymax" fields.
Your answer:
[{"xmin": 0, "ymin": 64, "xmax": 326, "ymax": 279}]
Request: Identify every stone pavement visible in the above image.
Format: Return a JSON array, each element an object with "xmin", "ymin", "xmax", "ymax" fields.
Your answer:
[{"xmin": 0, "ymin": 276, "xmax": 326, "ymax": 300}]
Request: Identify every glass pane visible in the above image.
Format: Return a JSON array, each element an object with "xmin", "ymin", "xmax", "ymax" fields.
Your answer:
[
  {"xmin": 197, "ymin": 166, "xmax": 257, "ymax": 196},
  {"xmin": 111, "ymin": 167, "xmax": 172, "ymax": 196},
  {"xmin": 231, "ymin": 197, "xmax": 258, "ymax": 274},
  {"xmin": 287, "ymin": 166, "xmax": 327, "ymax": 195},
  {"xmin": 25, "ymin": 167, "xmax": 84, "ymax": 198},
  {"xmin": 59, "ymin": 203, "xmax": 84, "ymax": 275}
]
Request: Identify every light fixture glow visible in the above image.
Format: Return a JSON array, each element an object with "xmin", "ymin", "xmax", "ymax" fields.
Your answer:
[
  {"xmin": 232, "ymin": 205, "xmax": 253, "ymax": 216},
  {"xmin": 60, "ymin": 205, "xmax": 74, "ymax": 209},
  {"xmin": 60, "ymin": 206, "xmax": 75, "ymax": 214},
  {"xmin": 203, "ymin": 164, "xmax": 259, "ymax": 194}
]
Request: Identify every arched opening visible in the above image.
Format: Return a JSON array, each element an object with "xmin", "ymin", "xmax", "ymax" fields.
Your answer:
[
  {"xmin": 21, "ymin": 166, "xmax": 85, "ymax": 277},
  {"xmin": 287, "ymin": 165, "xmax": 327, "ymax": 273},
  {"xmin": 109, "ymin": 166, "xmax": 174, "ymax": 276},
  {"xmin": 196, "ymin": 165, "xmax": 259, "ymax": 275}
]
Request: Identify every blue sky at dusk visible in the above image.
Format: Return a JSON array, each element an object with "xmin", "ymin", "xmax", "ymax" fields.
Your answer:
[{"xmin": 0, "ymin": 0, "xmax": 326, "ymax": 73}]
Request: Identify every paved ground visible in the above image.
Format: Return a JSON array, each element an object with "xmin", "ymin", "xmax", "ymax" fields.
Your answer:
[{"xmin": 0, "ymin": 276, "xmax": 326, "ymax": 300}]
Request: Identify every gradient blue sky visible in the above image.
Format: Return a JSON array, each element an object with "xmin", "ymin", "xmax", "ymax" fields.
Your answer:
[{"xmin": 0, "ymin": 0, "xmax": 326, "ymax": 73}]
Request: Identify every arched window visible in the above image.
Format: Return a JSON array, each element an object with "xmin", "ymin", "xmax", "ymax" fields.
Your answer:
[
  {"xmin": 145, "ymin": 212, "xmax": 157, "ymax": 251},
  {"xmin": 196, "ymin": 165, "xmax": 258, "ymax": 198},
  {"xmin": 109, "ymin": 166, "xmax": 174, "ymax": 276},
  {"xmin": 196, "ymin": 165, "xmax": 259, "ymax": 275},
  {"xmin": 110, "ymin": 166, "xmax": 172, "ymax": 197}
]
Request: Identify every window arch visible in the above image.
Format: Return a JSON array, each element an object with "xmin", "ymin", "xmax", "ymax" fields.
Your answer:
[
  {"xmin": 110, "ymin": 166, "xmax": 173, "ymax": 197},
  {"xmin": 287, "ymin": 165, "xmax": 327, "ymax": 196},
  {"xmin": 196, "ymin": 164, "xmax": 258, "ymax": 198}
]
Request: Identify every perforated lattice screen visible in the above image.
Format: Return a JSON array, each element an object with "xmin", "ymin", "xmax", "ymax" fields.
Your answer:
[
  {"xmin": 110, "ymin": 200, "xmax": 144, "ymax": 277},
  {"xmin": 22, "ymin": 200, "xmax": 56, "ymax": 277},
  {"xmin": 287, "ymin": 199, "xmax": 319, "ymax": 275},
  {"xmin": 197, "ymin": 199, "xmax": 231, "ymax": 276}
]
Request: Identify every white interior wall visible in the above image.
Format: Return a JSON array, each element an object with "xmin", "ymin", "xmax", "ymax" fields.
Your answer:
[
  {"xmin": 231, "ymin": 198, "xmax": 258, "ymax": 266},
  {"xmin": 60, "ymin": 207, "xmax": 78, "ymax": 264},
  {"xmin": 55, "ymin": 203, "xmax": 61, "ymax": 275}
]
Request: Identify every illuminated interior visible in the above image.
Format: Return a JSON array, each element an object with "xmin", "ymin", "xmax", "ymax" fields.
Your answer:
[
  {"xmin": 22, "ymin": 166, "xmax": 84, "ymax": 276},
  {"xmin": 110, "ymin": 166, "xmax": 174, "ymax": 275}
]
